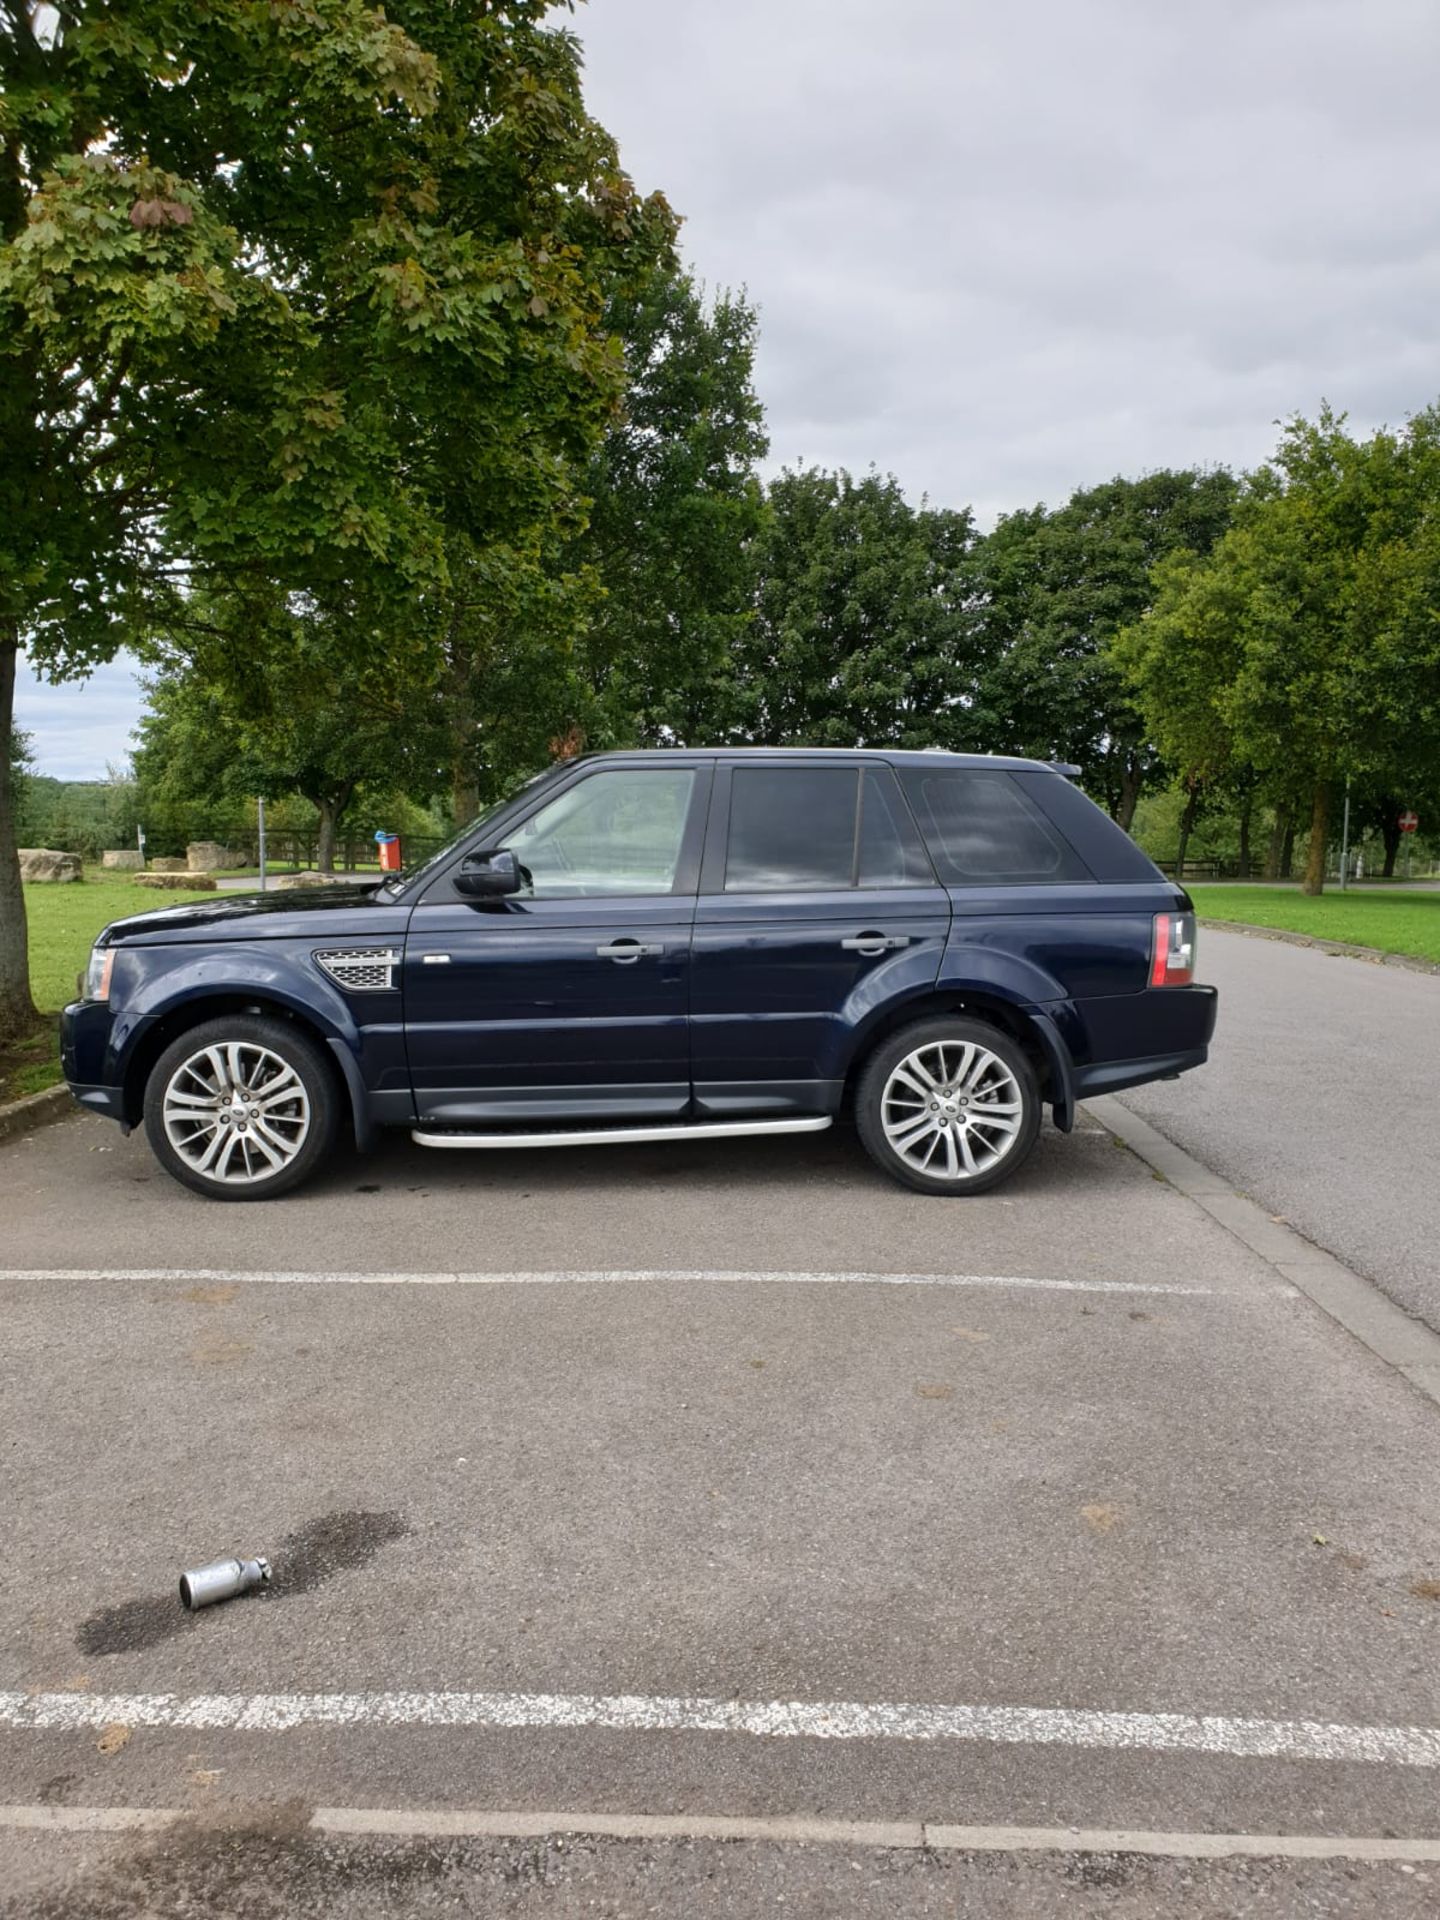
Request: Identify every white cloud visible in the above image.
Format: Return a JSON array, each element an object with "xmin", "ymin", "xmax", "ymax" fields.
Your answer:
[{"xmin": 13, "ymin": 654, "xmax": 147, "ymax": 782}]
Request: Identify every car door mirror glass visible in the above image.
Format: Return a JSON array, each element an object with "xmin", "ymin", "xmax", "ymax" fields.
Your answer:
[{"xmin": 454, "ymin": 849, "xmax": 523, "ymax": 897}]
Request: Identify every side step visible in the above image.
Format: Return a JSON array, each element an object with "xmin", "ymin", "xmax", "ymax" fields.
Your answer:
[{"xmin": 412, "ymin": 1116, "xmax": 834, "ymax": 1151}]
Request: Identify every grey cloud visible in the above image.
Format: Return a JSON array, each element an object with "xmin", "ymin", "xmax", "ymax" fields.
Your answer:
[{"xmin": 14, "ymin": 654, "xmax": 146, "ymax": 781}]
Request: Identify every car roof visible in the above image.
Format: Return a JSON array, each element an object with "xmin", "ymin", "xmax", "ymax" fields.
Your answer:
[{"xmin": 572, "ymin": 747, "xmax": 1068, "ymax": 774}]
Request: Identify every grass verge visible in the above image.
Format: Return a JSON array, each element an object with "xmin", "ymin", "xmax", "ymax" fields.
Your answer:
[
  {"xmin": 1189, "ymin": 884, "xmax": 1440, "ymax": 965},
  {"xmin": 3, "ymin": 874, "xmax": 216, "ymax": 1106}
]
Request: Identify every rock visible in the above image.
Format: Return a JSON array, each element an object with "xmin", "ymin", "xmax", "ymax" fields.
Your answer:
[
  {"xmin": 101, "ymin": 850, "xmax": 145, "ymax": 870},
  {"xmin": 272, "ymin": 870, "xmax": 354, "ymax": 889},
  {"xmin": 133, "ymin": 872, "xmax": 216, "ymax": 891},
  {"xmin": 19, "ymin": 849, "xmax": 83, "ymax": 884},
  {"xmin": 186, "ymin": 841, "xmax": 238, "ymax": 872},
  {"xmin": 149, "ymin": 857, "xmax": 188, "ymax": 872}
]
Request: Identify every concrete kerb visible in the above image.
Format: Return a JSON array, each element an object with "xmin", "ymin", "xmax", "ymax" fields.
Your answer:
[
  {"xmin": 0, "ymin": 1083, "xmax": 73, "ymax": 1146},
  {"xmin": 1086, "ymin": 1094, "xmax": 1440, "ymax": 1413},
  {"xmin": 1200, "ymin": 918, "xmax": 1440, "ymax": 978}
]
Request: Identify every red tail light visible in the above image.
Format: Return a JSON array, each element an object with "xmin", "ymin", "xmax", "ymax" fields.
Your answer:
[{"xmin": 1150, "ymin": 911, "xmax": 1196, "ymax": 987}]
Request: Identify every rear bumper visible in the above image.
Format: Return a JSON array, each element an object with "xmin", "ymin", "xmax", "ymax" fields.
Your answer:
[
  {"xmin": 1072, "ymin": 1048, "xmax": 1210, "ymax": 1101},
  {"xmin": 1041, "ymin": 983, "xmax": 1217, "ymax": 1109}
]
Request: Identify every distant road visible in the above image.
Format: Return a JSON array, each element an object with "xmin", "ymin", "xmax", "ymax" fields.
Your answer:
[{"xmin": 1117, "ymin": 926, "xmax": 1440, "ymax": 1334}]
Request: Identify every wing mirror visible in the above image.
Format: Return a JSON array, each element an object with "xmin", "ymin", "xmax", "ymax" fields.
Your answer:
[{"xmin": 454, "ymin": 848, "xmax": 522, "ymax": 898}]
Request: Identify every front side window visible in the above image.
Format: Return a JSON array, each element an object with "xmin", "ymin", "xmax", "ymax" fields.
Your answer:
[
  {"xmin": 897, "ymin": 770, "xmax": 1091, "ymax": 884},
  {"xmin": 508, "ymin": 769, "xmax": 696, "ymax": 896}
]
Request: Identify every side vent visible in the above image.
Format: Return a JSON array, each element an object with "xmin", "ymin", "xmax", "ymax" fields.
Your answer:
[{"xmin": 314, "ymin": 948, "xmax": 402, "ymax": 992}]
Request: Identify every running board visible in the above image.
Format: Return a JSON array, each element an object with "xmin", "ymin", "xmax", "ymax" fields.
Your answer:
[{"xmin": 412, "ymin": 1117, "xmax": 834, "ymax": 1151}]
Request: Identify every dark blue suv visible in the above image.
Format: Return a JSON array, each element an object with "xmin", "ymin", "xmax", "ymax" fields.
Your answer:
[{"xmin": 61, "ymin": 749, "xmax": 1216, "ymax": 1201}]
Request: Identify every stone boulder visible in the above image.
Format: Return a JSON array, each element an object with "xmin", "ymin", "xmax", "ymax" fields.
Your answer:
[
  {"xmin": 101, "ymin": 849, "xmax": 145, "ymax": 871},
  {"xmin": 134, "ymin": 872, "xmax": 216, "ymax": 892},
  {"xmin": 186, "ymin": 841, "xmax": 238, "ymax": 873},
  {"xmin": 149, "ymin": 856, "xmax": 188, "ymax": 872},
  {"xmin": 272, "ymin": 870, "xmax": 355, "ymax": 890},
  {"xmin": 19, "ymin": 849, "xmax": 83, "ymax": 884}
]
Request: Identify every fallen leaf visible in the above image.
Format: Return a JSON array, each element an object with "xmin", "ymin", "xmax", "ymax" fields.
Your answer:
[
  {"xmin": 96, "ymin": 1725, "xmax": 130, "ymax": 1756},
  {"xmin": 915, "ymin": 1384, "xmax": 953, "ymax": 1400},
  {"xmin": 1313, "ymin": 1534, "xmax": 1329, "ymax": 1546},
  {"xmin": 1081, "ymin": 1503, "xmax": 1122, "ymax": 1533},
  {"xmin": 949, "ymin": 1327, "xmax": 990, "ymax": 1343},
  {"xmin": 1410, "ymin": 1578, "xmax": 1440, "ymax": 1601}
]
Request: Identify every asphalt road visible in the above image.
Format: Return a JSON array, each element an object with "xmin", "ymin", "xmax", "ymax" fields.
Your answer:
[
  {"xmin": 2, "ymin": 1106, "xmax": 1439, "ymax": 1916},
  {"xmin": 1118, "ymin": 926, "xmax": 1440, "ymax": 1334}
]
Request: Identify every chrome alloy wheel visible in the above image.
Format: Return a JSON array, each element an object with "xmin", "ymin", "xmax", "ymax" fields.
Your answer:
[
  {"xmin": 879, "ymin": 1038, "xmax": 1024, "ymax": 1181},
  {"xmin": 161, "ymin": 1041, "xmax": 311, "ymax": 1185}
]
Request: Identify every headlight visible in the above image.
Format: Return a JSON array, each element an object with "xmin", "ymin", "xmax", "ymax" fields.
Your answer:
[{"xmin": 85, "ymin": 945, "xmax": 115, "ymax": 1002}]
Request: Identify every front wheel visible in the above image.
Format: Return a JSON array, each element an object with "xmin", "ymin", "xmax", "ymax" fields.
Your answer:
[
  {"xmin": 855, "ymin": 1017, "xmax": 1042, "ymax": 1196},
  {"xmin": 143, "ymin": 1016, "xmax": 340, "ymax": 1200}
]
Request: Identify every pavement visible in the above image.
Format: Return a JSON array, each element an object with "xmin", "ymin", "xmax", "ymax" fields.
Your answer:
[
  {"xmin": 1119, "ymin": 926, "xmax": 1440, "ymax": 1333},
  {"xmin": 2, "ymin": 1085, "xmax": 1440, "ymax": 1917}
]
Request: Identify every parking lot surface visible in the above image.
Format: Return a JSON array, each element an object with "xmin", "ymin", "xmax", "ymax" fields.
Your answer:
[{"xmin": 2, "ymin": 1109, "xmax": 1439, "ymax": 1915}]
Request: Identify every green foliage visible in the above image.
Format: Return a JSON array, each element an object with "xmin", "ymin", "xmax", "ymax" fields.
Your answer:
[
  {"xmin": 720, "ymin": 468, "xmax": 983, "ymax": 748},
  {"xmin": 975, "ymin": 470, "xmax": 1239, "ymax": 823}
]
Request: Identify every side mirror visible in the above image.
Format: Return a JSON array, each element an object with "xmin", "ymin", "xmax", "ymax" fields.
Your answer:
[{"xmin": 454, "ymin": 848, "xmax": 522, "ymax": 898}]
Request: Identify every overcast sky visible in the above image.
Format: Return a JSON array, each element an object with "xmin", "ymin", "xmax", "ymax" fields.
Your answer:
[{"xmin": 18, "ymin": 0, "xmax": 1440, "ymax": 777}]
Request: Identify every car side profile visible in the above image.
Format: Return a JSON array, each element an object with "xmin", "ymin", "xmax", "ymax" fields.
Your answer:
[{"xmin": 61, "ymin": 749, "xmax": 1217, "ymax": 1200}]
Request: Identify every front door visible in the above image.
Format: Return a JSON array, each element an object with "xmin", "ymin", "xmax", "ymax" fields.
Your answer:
[
  {"xmin": 404, "ymin": 764, "xmax": 708, "ymax": 1124},
  {"xmin": 690, "ymin": 762, "xmax": 951, "ymax": 1115}
]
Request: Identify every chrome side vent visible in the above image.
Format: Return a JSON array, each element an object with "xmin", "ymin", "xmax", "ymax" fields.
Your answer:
[{"xmin": 314, "ymin": 948, "xmax": 402, "ymax": 992}]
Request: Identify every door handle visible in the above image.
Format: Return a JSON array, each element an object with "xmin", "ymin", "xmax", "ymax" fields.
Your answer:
[
  {"xmin": 841, "ymin": 933, "xmax": 911, "ymax": 955},
  {"xmin": 596, "ymin": 939, "xmax": 665, "ymax": 963}
]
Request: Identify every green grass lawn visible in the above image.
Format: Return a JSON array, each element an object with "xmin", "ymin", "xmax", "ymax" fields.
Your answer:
[
  {"xmin": 3, "ymin": 874, "xmax": 217, "ymax": 1104},
  {"xmin": 1189, "ymin": 885, "xmax": 1440, "ymax": 964}
]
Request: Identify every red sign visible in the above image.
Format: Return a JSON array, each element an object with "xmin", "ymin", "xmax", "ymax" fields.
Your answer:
[{"xmin": 1399, "ymin": 810, "xmax": 1420, "ymax": 833}]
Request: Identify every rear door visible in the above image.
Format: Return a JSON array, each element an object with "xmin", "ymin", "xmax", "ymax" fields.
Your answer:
[
  {"xmin": 404, "ymin": 763, "xmax": 708, "ymax": 1124},
  {"xmin": 690, "ymin": 761, "xmax": 950, "ymax": 1116}
]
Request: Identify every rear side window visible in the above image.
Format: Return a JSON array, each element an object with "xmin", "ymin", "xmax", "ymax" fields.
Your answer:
[
  {"xmin": 724, "ymin": 766, "xmax": 935, "ymax": 891},
  {"xmin": 897, "ymin": 770, "xmax": 1091, "ymax": 885}
]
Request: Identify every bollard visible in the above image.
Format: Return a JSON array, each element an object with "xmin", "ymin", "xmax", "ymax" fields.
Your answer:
[{"xmin": 179, "ymin": 1556, "xmax": 271, "ymax": 1611}]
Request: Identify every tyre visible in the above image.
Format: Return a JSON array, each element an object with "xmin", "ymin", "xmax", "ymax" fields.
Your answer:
[
  {"xmin": 143, "ymin": 1015, "xmax": 340, "ymax": 1200},
  {"xmin": 855, "ymin": 1016, "xmax": 1042, "ymax": 1196}
]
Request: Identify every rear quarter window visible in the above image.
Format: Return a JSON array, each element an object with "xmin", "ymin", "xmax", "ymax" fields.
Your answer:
[{"xmin": 897, "ymin": 770, "xmax": 1093, "ymax": 885}]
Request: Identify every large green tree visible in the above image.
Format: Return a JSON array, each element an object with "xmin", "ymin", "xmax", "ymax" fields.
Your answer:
[
  {"xmin": 974, "ymin": 469, "xmax": 1239, "ymax": 826},
  {"xmin": 720, "ymin": 468, "xmax": 984, "ymax": 748},
  {"xmin": 0, "ymin": 0, "xmax": 673, "ymax": 1040}
]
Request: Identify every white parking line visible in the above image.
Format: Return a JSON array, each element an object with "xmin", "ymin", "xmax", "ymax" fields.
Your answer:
[
  {"xmin": 3, "ymin": 1803, "xmax": 1440, "ymax": 1860},
  {"xmin": 0, "ymin": 1267, "xmax": 1234, "ymax": 1295},
  {"xmin": 3, "ymin": 1690, "xmax": 1436, "ymax": 1768}
]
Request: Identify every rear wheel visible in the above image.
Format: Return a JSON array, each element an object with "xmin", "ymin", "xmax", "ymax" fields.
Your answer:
[
  {"xmin": 143, "ymin": 1016, "xmax": 339, "ymax": 1200},
  {"xmin": 855, "ymin": 1016, "xmax": 1041, "ymax": 1196}
]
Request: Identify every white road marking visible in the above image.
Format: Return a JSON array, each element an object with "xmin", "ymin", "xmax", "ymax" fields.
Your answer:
[
  {"xmin": 3, "ymin": 1804, "xmax": 1440, "ymax": 1860},
  {"xmin": 2, "ymin": 1690, "xmax": 1437, "ymax": 1768},
  {"xmin": 0, "ymin": 1266, "xmax": 1227, "ymax": 1296}
]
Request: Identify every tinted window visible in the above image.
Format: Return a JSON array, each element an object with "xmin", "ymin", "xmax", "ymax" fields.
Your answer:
[
  {"xmin": 509, "ymin": 769, "xmax": 695, "ymax": 896},
  {"xmin": 726, "ymin": 768, "xmax": 856, "ymax": 890},
  {"xmin": 858, "ymin": 769, "xmax": 935, "ymax": 886},
  {"xmin": 897, "ymin": 770, "xmax": 1091, "ymax": 884}
]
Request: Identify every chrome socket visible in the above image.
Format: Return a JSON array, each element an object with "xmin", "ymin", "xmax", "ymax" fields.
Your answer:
[{"xmin": 179, "ymin": 1556, "xmax": 271, "ymax": 1611}]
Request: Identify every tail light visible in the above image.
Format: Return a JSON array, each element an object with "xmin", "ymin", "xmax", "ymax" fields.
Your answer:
[{"xmin": 1150, "ymin": 911, "xmax": 1196, "ymax": 987}]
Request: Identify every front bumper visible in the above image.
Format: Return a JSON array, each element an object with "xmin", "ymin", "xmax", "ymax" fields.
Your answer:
[{"xmin": 60, "ymin": 999, "xmax": 151, "ymax": 1127}]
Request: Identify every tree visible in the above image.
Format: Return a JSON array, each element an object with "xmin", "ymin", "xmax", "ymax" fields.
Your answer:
[
  {"xmin": 581, "ymin": 272, "xmax": 768, "ymax": 747},
  {"xmin": 0, "ymin": 0, "xmax": 674, "ymax": 1039},
  {"xmin": 721, "ymin": 468, "xmax": 984, "ymax": 748},
  {"xmin": 974, "ymin": 470, "xmax": 1239, "ymax": 827}
]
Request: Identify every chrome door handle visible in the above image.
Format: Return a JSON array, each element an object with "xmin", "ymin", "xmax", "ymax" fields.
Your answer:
[
  {"xmin": 596, "ymin": 939, "xmax": 664, "ymax": 963},
  {"xmin": 841, "ymin": 933, "xmax": 911, "ymax": 955}
]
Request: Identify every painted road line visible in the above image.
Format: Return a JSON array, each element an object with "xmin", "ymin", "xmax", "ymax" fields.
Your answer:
[
  {"xmin": 3, "ymin": 1805, "xmax": 1440, "ymax": 1861},
  {"xmin": 3, "ymin": 1691, "xmax": 1437, "ymax": 1768},
  {"xmin": 0, "ymin": 1266, "xmax": 1239, "ymax": 1296}
]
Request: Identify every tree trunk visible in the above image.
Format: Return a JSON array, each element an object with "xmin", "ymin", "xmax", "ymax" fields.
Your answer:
[
  {"xmin": 1237, "ymin": 791, "xmax": 1253, "ymax": 879},
  {"xmin": 315, "ymin": 800, "xmax": 338, "ymax": 874},
  {"xmin": 451, "ymin": 763, "xmax": 480, "ymax": 828},
  {"xmin": 0, "ymin": 631, "xmax": 41, "ymax": 1044},
  {"xmin": 1381, "ymin": 819, "xmax": 1401, "ymax": 879},
  {"xmin": 1114, "ymin": 759, "xmax": 1144, "ymax": 834},
  {"xmin": 1280, "ymin": 822, "xmax": 1296, "ymax": 880},
  {"xmin": 1174, "ymin": 783, "xmax": 1202, "ymax": 878},
  {"xmin": 1264, "ymin": 806, "xmax": 1288, "ymax": 882},
  {"xmin": 1302, "ymin": 779, "xmax": 1330, "ymax": 896}
]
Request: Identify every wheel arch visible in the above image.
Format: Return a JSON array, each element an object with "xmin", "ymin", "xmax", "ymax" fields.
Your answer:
[
  {"xmin": 121, "ymin": 993, "xmax": 360, "ymax": 1143},
  {"xmin": 841, "ymin": 990, "xmax": 1072, "ymax": 1128}
]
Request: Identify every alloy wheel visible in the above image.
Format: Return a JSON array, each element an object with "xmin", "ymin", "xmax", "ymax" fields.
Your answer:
[
  {"xmin": 161, "ymin": 1040, "xmax": 312, "ymax": 1185},
  {"xmin": 879, "ymin": 1038, "xmax": 1024, "ymax": 1181}
]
